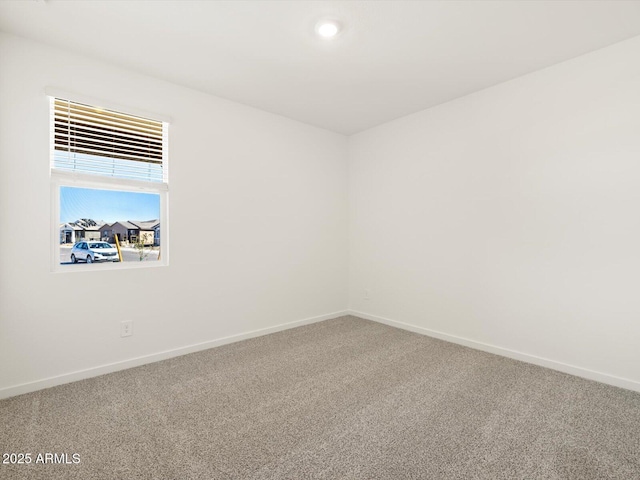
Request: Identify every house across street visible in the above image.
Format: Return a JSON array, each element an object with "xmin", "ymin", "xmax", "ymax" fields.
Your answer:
[{"xmin": 60, "ymin": 219, "xmax": 160, "ymax": 246}]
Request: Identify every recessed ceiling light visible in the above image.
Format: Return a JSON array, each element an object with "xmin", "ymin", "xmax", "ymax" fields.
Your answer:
[{"xmin": 316, "ymin": 20, "xmax": 341, "ymax": 39}]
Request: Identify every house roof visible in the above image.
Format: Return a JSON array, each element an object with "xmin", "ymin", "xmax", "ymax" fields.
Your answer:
[
  {"xmin": 63, "ymin": 219, "xmax": 160, "ymax": 231},
  {"xmin": 68, "ymin": 218, "xmax": 106, "ymax": 231},
  {"xmin": 129, "ymin": 220, "xmax": 160, "ymax": 230},
  {"xmin": 112, "ymin": 221, "xmax": 138, "ymax": 230}
]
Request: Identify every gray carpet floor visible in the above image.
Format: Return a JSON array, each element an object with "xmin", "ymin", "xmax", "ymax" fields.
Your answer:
[{"xmin": 1, "ymin": 315, "xmax": 639, "ymax": 479}]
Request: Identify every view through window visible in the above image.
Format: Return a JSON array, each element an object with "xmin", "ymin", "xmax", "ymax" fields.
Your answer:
[{"xmin": 59, "ymin": 187, "xmax": 161, "ymax": 265}]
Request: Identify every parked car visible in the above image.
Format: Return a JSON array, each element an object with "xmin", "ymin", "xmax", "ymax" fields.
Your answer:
[{"xmin": 71, "ymin": 241, "xmax": 119, "ymax": 263}]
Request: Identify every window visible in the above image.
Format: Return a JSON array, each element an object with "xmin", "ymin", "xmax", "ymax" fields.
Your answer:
[{"xmin": 50, "ymin": 93, "xmax": 169, "ymax": 270}]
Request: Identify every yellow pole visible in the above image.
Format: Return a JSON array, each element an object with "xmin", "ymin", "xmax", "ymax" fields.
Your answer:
[{"xmin": 114, "ymin": 235, "xmax": 123, "ymax": 262}]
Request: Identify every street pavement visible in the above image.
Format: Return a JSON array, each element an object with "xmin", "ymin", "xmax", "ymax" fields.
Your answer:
[{"xmin": 60, "ymin": 246, "xmax": 160, "ymax": 265}]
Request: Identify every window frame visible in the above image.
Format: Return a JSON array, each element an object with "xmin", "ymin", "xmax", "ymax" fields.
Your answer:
[{"xmin": 48, "ymin": 90, "xmax": 170, "ymax": 273}]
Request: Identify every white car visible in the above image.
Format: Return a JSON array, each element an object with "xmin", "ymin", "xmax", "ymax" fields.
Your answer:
[{"xmin": 70, "ymin": 241, "xmax": 119, "ymax": 263}]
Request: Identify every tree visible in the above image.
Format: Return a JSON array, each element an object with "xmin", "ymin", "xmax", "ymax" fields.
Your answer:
[{"xmin": 133, "ymin": 236, "xmax": 150, "ymax": 261}]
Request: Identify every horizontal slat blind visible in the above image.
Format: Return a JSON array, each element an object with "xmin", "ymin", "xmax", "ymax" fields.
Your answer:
[{"xmin": 51, "ymin": 97, "xmax": 166, "ymax": 183}]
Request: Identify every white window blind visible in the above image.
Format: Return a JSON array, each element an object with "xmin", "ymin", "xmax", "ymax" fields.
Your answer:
[{"xmin": 51, "ymin": 97, "xmax": 167, "ymax": 183}]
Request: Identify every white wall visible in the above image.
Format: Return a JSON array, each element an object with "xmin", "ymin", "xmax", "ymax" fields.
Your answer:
[
  {"xmin": 3, "ymin": 31, "xmax": 639, "ymax": 398},
  {"xmin": 349, "ymin": 36, "xmax": 640, "ymax": 389},
  {"xmin": 0, "ymin": 33, "xmax": 348, "ymax": 396}
]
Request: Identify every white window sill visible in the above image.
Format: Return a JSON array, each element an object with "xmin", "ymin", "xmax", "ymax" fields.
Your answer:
[{"xmin": 53, "ymin": 260, "xmax": 168, "ymax": 274}]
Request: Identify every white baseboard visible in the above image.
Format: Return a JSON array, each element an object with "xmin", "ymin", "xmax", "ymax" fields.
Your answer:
[
  {"xmin": 5, "ymin": 309, "xmax": 636, "ymax": 399},
  {"xmin": 350, "ymin": 310, "xmax": 640, "ymax": 393},
  {"xmin": 0, "ymin": 310, "xmax": 349, "ymax": 400}
]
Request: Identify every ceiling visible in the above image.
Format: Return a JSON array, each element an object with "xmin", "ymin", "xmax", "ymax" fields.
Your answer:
[{"xmin": 1, "ymin": 1, "xmax": 640, "ymax": 135}]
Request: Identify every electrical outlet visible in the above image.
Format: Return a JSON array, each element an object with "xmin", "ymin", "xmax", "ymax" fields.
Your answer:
[
  {"xmin": 121, "ymin": 320, "xmax": 133, "ymax": 337},
  {"xmin": 364, "ymin": 289, "xmax": 370, "ymax": 300}
]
